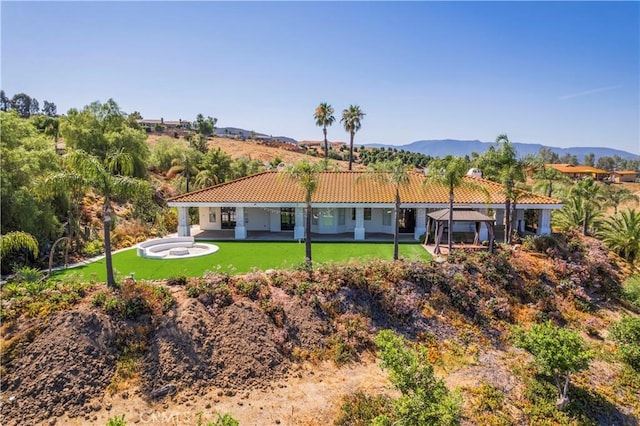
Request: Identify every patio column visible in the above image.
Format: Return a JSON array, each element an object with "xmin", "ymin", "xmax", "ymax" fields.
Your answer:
[
  {"xmin": 177, "ymin": 206, "xmax": 190, "ymax": 237},
  {"xmin": 479, "ymin": 209, "xmax": 489, "ymax": 241},
  {"xmin": 235, "ymin": 207, "xmax": 247, "ymax": 239},
  {"xmin": 294, "ymin": 207, "xmax": 305, "ymax": 240},
  {"xmin": 537, "ymin": 209, "xmax": 552, "ymax": 235},
  {"xmin": 354, "ymin": 207, "xmax": 365, "ymax": 240},
  {"xmin": 414, "ymin": 208, "xmax": 427, "ymax": 241}
]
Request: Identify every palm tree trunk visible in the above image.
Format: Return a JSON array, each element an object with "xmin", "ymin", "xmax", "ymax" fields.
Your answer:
[
  {"xmin": 103, "ymin": 200, "xmax": 116, "ymax": 287},
  {"xmin": 305, "ymin": 200, "xmax": 312, "ymax": 265},
  {"xmin": 323, "ymin": 127, "xmax": 328, "ymax": 159},
  {"xmin": 394, "ymin": 190, "xmax": 400, "ymax": 260},
  {"xmin": 504, "ymin": 198, "xmax": 511, "ymax": 243},
  {"xmin": 348, "ymin": 131, "xmax": 354, "ymax": 171},
  {"xmin": 448, "ymin": 187, "xmax": 454, "ymax": 252}
]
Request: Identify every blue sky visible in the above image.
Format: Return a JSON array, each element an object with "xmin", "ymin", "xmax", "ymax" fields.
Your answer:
[{"xmin": 2, "ymin": 1, "xmax": 639, "ymax": 154}]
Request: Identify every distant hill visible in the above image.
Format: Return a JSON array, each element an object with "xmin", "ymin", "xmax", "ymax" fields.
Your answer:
[
  {"xmin": 215, "ymin": 127, "xmax": 297, "ymax": 145},
  {"xmin": 366, "ymin": 139, "xmax": 640, "ymax": 161}
]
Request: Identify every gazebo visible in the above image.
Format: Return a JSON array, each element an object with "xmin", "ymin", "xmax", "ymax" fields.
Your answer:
[{"xmin": 425, "ymin": 208, "xmax": 496, "ymax": 254}]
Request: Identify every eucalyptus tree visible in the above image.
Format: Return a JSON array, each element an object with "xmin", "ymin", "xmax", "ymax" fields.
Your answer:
[
  {"xmin": 340, "ymin": 105, "xmax": 365, "ymax": 170},
  {"xmin": 54, "ymin": 150, "xmax": 150, "ymax": 287},
  {"xmin": 314, "ymin": 103, "xmax": 335, "ymax": 159},
  {"xmin": 360, "ymin": 159, "xmax": 412, "ymax": 260},
  {"xmin": 60, "ymin": 99, "xmax": 149, "ymax": 177},
  {"xmin": 1, "ymin": 110, "xmax": 61, "ymax": 241},
  {"xmin": 424, "ymin": 157, "xmax": 476, "ymax": 252},
  {"xmin": 284, "ymin": 160, "xmax": 321, "ymax": 265},
  {"xmin": 598, "ymin": 209, "xmax": 640, "ymax": 265}
]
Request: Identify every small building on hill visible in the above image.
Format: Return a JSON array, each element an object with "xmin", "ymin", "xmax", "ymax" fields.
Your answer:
[
  {"xmin": 167, "ymin": 171, "xmax": 563, "ymax": 242},
  {"xmin": 610, "ymin": 170, "xmax": 638, "ymax": 183}
]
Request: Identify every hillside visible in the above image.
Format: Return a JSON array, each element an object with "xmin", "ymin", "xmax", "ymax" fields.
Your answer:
[{"xmin": 1, "ymin": 233, "xmax": 639, "ymax": 425}]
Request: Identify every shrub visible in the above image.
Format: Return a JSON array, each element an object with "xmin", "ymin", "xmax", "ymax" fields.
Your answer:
[
  {"xmin": 374, "ymin": 330, "xmax": 462, "ymax": 425},
  {"xmin": 622, "ymin": 275, "xmax": 640, "ymax": 309},
  {"xmin": 14, "ymin": 266, "xmax": 44, "ymax": 284},
  {"xmin": 106, "ymin": 414, "xmax": 127, "ymax": 426},
  {"xmin": 513, "ymin": 321, "xmax": 592, "ymax": 409},
  {"xmin": 82, "ymin": 239, "xmax": 103, "ymax": 257},
  {"xmin": 610, "ymin": 316, "xmax": 640, "ymax": 371},
  {"xmin": 335, "ymin": 391, "xmax": 394, "ymax": 426}
]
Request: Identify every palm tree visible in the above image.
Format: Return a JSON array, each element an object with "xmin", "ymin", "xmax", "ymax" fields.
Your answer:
[
  {"xmin": 424, "ymin": 157, "xmax": 475, "ymax": 253},
  {"xmin": 314, "ymin": 103, "xmax": 335, "ymax": 159},
  {"xmin": 554, "ymin": 177, "xmax": 607, "ymax": 236},
  {"xmin": 193, "ymin": 169, "xmax": 219, "ymax": 190},
  {"xmin": 284, "ymin": 160, "xmax": 321, "ymax": 265},
  {"xmin": 58, "ymin": 150, "xmax": 149, "ymax": 286},
  {"xmin": 168, "ymin": 149, "xmax": 201, "ymax": 193},
  {"xmin": 340, "ymin": 105, "xmax": 365, "ymax": 171},
  {"xmin": 598, "ymin": 208, "xmax": 640, "ymax": 265},
  {"xmin": 360, "ymin": 159, "xmax": 411, "ymax": 260},
  {"xmin": 606, "ymin": 185, "xmax": 639, "ymax": 214},
  {"xmin": 527, "ymin": 155, "xmax": 571, "ymax": 198}
]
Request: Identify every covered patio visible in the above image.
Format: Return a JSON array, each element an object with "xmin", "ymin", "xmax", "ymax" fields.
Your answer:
[{"xmin": 425, "ymin": 208, "xmax": 496, "ymax": 254}]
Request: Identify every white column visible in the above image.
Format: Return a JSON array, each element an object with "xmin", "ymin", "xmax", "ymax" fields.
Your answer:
[
  {"xmin": 537, "ymin": 209, "xmax": 552, "ymax": 235},
  {"xmin": 414, "ymin": 208, "xmax": 427, "ymax": 240},
  {"xmin": 354, "ymin": 207, "xmax": 365, "ymax": 240},
  {"xmin": 294, "ymin": 207, "xmax": 305, "ymax": 240},
  {"xmin": 235, "ymin": 207, "xmax": 247, "ymax": 239},
  {"xmin": 479, "ymin": 208, "xmax": 489, "ymax": 241},
  {"xmin": 177, "ymin": 207, "xmax": 190, "ymax": 237}
]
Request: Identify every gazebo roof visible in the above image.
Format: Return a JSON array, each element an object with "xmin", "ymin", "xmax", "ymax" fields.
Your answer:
[{"xmin": 427, "ymin": 209, "xmax": 495, "ymax": 222}]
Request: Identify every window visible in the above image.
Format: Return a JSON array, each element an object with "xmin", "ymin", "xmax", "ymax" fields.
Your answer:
[
  {"xmin": 281, "ymin": 208, "xmax": 295, "ymax": 231},
  {"xmin": 312, "ymin": 209, "xmax": 319, "ymax": 225},
  {"xmin": 382, "ymin": 209, "xmax": 392, "ymax": 226},
  {"xmin": 208, "ymin": 208, "xmax": 217, "ymax": 223},
  {"xmin": 338, "ymin": 209, "xmax": 345, "ymax": 225},
  {"xmin": 352, "ymin": 208, "xmax": 372, "ymax": 221}
]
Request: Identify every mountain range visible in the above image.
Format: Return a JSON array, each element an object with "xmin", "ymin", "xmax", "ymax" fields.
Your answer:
[
  {"xmin": 365, "ymin": 139, "xmax": 640, "ymax": 161},
  {"xmin": 215, "ymin": 126, "xmax": 639, "ymax": 161}
]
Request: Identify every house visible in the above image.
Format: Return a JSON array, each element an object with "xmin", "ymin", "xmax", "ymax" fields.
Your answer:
[
  {"xmin": 167, "ymin": 171, "xmax": 563, "ymax": 241},
  {"xmin": 610, "ymin": 170, "xmax": 638, "ymax": 183},
  {"xmin": 136, "ymin": 118, "xmax": 191, "ymax": 130},
  {"xmin": 547, "ymin": 164, "xmax": 609, "ymax": 181}
]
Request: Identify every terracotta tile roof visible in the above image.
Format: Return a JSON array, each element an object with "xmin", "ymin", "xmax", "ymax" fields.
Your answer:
[
  {"xmin": 168, "ymin": 171, "xmax": 562, "ymax": 205},
  {"xmin": 547, "ymin": 164, "xmax": 609, "ymax": 174},
  {"xmin": 612, "ymin": 170, "xmax": 638, "ymax": 175}
]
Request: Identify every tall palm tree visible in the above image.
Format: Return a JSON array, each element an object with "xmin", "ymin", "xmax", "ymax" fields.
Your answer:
[
  {"xmin": 598, "ymin": 208, "xmax": 640, "ymax": 265},
  {"xmin": 58, "ymin": 150, "xmax": 150, "ymax": 286},
  {"xmin": 284, "ymin": 160, "xmax": 321, "ymax": 265},
  {"xmin": 314, "ymin": 103, "xmax": 335, "ymax": 159},
  {"xmin": 340, "ymin": 105, "xmax": 365, "ymax": 171},
  {"xmin": 424, "ymin": 157, "xmax": 474, "ymax": 253},
  {"xmin": 360, "ymin": 159, "xmax": 411, "ymax": 260},
  {"xmin": 606, "ymin": 185, "xmax": 639, "ymax": 215}
]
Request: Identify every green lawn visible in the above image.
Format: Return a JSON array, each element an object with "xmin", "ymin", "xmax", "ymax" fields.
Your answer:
[{"xmin": 56, "ymin": 241, "xmax": 432, "ymax": 281}]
